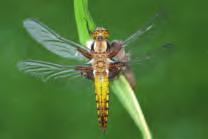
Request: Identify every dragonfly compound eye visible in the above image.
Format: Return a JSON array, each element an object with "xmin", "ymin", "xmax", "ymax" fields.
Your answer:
[{"xmin": 92, "ymin": 27, "xmax": 109, "ymax": 40}]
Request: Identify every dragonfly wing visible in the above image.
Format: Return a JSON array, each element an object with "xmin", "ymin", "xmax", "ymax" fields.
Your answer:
[
  {"xmin": 122, "ymin": 13, "xmax": 161, "ymax": 47},
  {"xmin": 17, "ymin": 60, "xmax": 81, "ymax": 81},
  {"xmin": 23, "ymin": 19, "xmax": 87, "ymax": 60},
  {"xmin": 130, "ymin": 43, "xmax": 174, "ymax": 65}
]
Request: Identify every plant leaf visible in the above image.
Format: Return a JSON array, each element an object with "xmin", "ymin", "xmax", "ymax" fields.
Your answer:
[
  {"xmin": 111, "ymin": 76, "xmax": 152, "ymax": 139},
  {"xmin": 74, "ymin": 0, "xmax": 95, "ymax": 44}
]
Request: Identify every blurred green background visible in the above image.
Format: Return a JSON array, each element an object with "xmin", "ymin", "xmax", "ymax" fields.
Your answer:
[{"xmin": 0, "ymin": 0, "xmax": 207, "ymax": 139}]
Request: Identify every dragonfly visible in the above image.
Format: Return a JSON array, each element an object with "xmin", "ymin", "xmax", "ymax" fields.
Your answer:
[{"xmin": 18, "ymin": 13, "xmax": 169, "ymax": 130}]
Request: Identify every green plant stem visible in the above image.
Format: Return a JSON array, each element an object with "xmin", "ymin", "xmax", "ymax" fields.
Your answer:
[
  {"xmin": 74, "ymin": 0, "xmax": 152, "ymax": 138},
  {"xmin": 74, "ymin": 0, "xmax": 95, "ymax": 44}
]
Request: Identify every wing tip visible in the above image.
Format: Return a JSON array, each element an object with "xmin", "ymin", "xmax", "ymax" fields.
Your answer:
[
  {"xmin": 17, "ymin": 61, "xmax": 25, "ymax": 71},
  {"xmin": 23, "ymin": 18, "xmax": 40, "ymax": 28},
  {"xmin": 17, "ymin": 60, "xmax": 34, "ymax": 70}
]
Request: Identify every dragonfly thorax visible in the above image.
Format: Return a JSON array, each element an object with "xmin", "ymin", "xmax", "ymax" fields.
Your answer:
[
  {"xmin": 92, "ymin": 53, "xmax": 109, "ymax": 76},
  {"xmin": 93, "ymin": 41, "xmax": 108, "ymax": 53}
]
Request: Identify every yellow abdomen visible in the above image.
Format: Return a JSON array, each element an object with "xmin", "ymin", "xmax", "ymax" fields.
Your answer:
[{"xmin": 94, "ymin": 74, "xmax": 109, "ymax": 130}]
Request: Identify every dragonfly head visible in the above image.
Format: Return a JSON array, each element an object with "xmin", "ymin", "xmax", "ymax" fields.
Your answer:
[{"xmin": 92, "ymin": 27, "xmax": 109, "ymax": 41}]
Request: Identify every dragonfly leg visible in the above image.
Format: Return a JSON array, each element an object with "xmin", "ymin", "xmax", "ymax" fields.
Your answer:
[
  {"xmin": 109, "ymin": 62, "xmax": 136, "ymax": 89},
  {"xmin": 81, "ymin": 71, "xmax": 94, "ymax": 80},
  {"xmin": 75, "ymin": 65, "xmax": 94, "ymax": 80},
  {"xmin": 109, "ymin": 69, "xmax": 120, "ymax": 79},
  {"xmin": 84, "ymin": 18, "xmax": 93, "ymax": 34},
  {"xmin": 77, "ymin": 47, "xmax": 93, "ymax": 59},
  {"xmin": 109, "ymin": 62, "xmax": 126, "ymax": 70},
  {"xmin": 108, "ymin": 62, "xmax": 126, "ymax": 79}
]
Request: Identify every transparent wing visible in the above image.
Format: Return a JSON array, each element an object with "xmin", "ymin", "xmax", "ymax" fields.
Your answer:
[
  {"xmin": 23, "ymin": 19, "xmax": 87, "ymax": 60},
  {"xmin": 123, "ymin": 13, "xmax": 161, "ymax": 47},
  {"xmin": 130, "ymin": 43, "xmax": 174, "ymax": 66},
  {"xmin": 17, "ymin": 60, "xmax": 81, "ymax": 81}
]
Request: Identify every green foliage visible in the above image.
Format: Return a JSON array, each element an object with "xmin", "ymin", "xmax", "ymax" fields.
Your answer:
[{"xmin": 74, "ymin": 0, "xmax": 95, "ymax": 44}]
